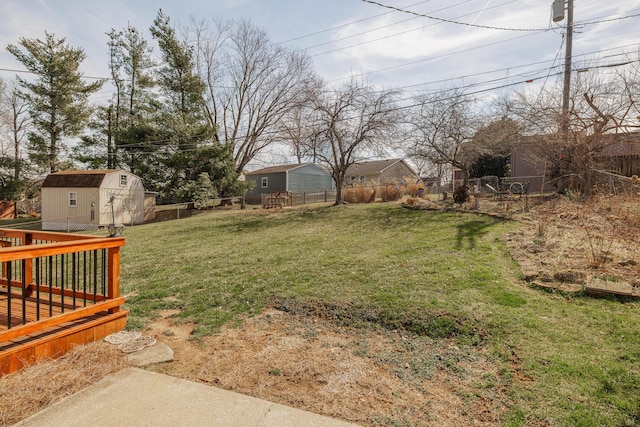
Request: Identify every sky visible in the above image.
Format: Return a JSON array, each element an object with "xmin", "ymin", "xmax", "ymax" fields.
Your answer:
[
  {"xmin": 1, "ymin": 0, "xmax": 638, "ymax": 95},
  {"xmin": 0, "ymin": 0, "xmax": 638, "ymax": 165}
]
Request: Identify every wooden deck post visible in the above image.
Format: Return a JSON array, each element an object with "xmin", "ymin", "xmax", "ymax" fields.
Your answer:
[
  {"xmin": 23, "ymin": 233, "xmax": 32, "ymax": 286},
  {"xmin": 107, "ymin": 244, "xmax": 121, "ymax": 314}
]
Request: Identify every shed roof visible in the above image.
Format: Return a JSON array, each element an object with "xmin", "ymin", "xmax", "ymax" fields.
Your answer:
[
  {"xmin": 345, "ymin": 159, "xmax": 405, "ymax": 176},
  {"xmin": 42, "ymin": 169, "xmax": 123, "ymax": 188}
]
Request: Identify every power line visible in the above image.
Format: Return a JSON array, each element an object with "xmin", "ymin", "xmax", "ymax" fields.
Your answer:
[
  {"xmin": 360, "ymin": 0, "xmax": 552, "ymax": 32},
  {"xmin": 277, "ymin": 0, "xmax": 435, "ymax": 44},
  {"xmin": 309, "ymin": 0, "xmax": 524, "ymax": 56},
  {"xmin": 303, "ymin": 0, "xmax": 479, "ymax": 51},
  {"xmin": 576, "ymin": 11, "xmax": 640, "ymax": 27}
]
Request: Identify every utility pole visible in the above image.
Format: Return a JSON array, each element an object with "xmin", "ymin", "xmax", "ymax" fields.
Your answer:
[
  {"xmin": 107, "ymin": 104, "xmax": 114, "ymax": 169},
  {"xmin": 553, "ymin": 0, "xmax": 574, "ymax": 140}
]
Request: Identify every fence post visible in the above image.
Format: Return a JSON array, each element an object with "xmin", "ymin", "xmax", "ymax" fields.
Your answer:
[
  {"xmin": 324, "ymin": 190, "xmax": 327, "ymax": 202},
  {"xmin": 67, "ymin": 218, "xmax": 70, "ymax": 233},
  {"xmin": 241, "ymin": 195, "xmax": 246, "ymax": 209}
]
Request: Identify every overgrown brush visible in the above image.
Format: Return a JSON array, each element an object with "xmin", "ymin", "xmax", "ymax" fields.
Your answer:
[
  {"xmin": 377, "ymin": 184, "xmax": 403, "ymax": 201},
  {"xmin": 343, "ymin": 186, "xmax": 376, "ymax": 203},
  {"xmin": 406, "ymin": 182, "xmax": 427, "ymax": 197}
]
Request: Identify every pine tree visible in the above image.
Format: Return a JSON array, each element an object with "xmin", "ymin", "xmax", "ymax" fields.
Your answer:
[
  {"xmin": 149, "ymin": 10, "xmax": 246, "ymax": 199},
  {"xmin": 7, "ymin": 32, "xmax": 104, "ymax": 173}
]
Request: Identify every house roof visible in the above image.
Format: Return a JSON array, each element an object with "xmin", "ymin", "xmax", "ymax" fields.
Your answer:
[
  {"xmin": 42, "ymin": 169, "xmax": 123, "ymax": 188},
  {"xmin": 245, "ymin": 163, "xmax": 309, "ymax": 175},
  {"xmin": 345, "ymin": 159, "xmax": 406, "ymax": 176}
]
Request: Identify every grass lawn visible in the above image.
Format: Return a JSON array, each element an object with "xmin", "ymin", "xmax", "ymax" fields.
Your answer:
[{"xmin": 120, "ymin": 202, "xmax": 640, "ymax": 426}]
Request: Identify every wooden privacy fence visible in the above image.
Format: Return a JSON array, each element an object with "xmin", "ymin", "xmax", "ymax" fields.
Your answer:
[{"xmin": 0, "ymin": 229, "xmax": 127, "ymax": 375}]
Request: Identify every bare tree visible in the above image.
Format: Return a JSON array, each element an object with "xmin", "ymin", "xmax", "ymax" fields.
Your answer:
[
  {"xmin": 507, "ymin": 58, "xmax": 640, "ymax": 193},
  {"xmin": 191, "ymin": 19, "xmax": 320, "ymax": 173},
  {"xmin": 278, "ymin": 98, "xmax": 320, "ymax": 163},
  {"xmin": 308, "ymin": 78, "xmax": 400, "ymax": 205},
  {"xmin": 408, "ymin": 88, "xmax": 479, "ymax": 188},
  {"xmin": 0, "ymin": 79, "xmax": 29, "ymax": 180}
]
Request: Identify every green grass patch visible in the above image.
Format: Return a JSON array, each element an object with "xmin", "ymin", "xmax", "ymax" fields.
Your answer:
[{"xmin": 120, "ymin": 202, "xmax": 640, "ymax": 426}]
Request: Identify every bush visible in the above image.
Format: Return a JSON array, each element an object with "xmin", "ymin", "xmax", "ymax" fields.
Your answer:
[
  {"xmin": 377, "ymin": 184, "xmax": 403, "ymax": 202},
  {"xmin": 406, "ymin": 183, "xmax": 426, "ymax": 197},
  {"xmin": 343, "ymin": 186, "xmax": 376, "ymax": 203},
  {"xmin": 453, "ymin": 185, "xmax": 469, "ymax": 203}
]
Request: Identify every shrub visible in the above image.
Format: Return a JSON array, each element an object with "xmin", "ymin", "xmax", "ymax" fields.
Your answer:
[
  {"xmin": 378, "ymin": 184, "xmax": 403, "ymax": 202},
  {"xmin": 407, "ymin": 183, "xmax": 427, "ymax": 197},
  {"xmin": 343, "ymin": 186, "xmax": 376, "ymax": 203}
]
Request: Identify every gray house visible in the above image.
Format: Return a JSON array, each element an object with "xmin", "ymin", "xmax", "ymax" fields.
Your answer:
[{"xmin": 244, "ymin": 163, "xmax": 334, "ymax": 203}]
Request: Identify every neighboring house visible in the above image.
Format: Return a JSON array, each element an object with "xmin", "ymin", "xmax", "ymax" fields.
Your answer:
[
  {"xmin": 244, "ymin": 163, "xmax": 334, "ymax": 203},
  {"xmin": 345, "ymin": 158, "xmax": 420, "ymax": 186},
  {"xmin": 510, "ymin": 132, "xmax": 640, "ymax": 192},
  {"xmin": 596, "ymin": 132, "xmax": 640, "ymax": 176},
  {"xmin": 41, "ymin": 169, "xmax": 147, "ymax": 231}
]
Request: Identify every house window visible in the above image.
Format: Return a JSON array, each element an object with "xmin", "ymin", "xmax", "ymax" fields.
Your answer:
[
  {"xmin": 68, "ymin": 192, "xmax": 78, "ymax": 207},
  {"xmin": 120, "ymin": 174, "xmax": 128, "ymax": 186},
  {"xmin": 261, "ymin": 177, "xmax": 268, "ymax": 188}
]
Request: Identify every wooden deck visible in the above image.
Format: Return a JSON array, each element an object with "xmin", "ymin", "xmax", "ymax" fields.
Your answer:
[{"xmin": 0, "ymin": 229, "xmax": 127, "ymax": 375}]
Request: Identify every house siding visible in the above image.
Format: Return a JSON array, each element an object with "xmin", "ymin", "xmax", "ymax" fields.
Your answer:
[
  {"xmin": 42, "ymin": 187, "xmax": 101, "ymax": 229},
  {"xmin": 245, "ymin": 163, "xmax": 333, "ymax": 202},
  {"xmin": 246, "ymin": 172, "xmax": 287, "ymax": 196},
  {"xmin": 346, "ymin": 159, "xmax": 419, "ymax": 185},
  {"xmin": 287, "ymin": 164, "xmax": 334, "ymax": 193},
  {"xmin": 380, "ymin": 162, "xmax": 419, "ymax": 184}
]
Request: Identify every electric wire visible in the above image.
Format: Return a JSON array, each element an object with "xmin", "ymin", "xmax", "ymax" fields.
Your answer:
[{"xmin": 360, "ymin": 0, "xmax": 552, "ymax": 31}]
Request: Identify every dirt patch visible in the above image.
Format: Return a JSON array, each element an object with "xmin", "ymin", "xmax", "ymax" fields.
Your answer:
[{"xmin": 144, "ymin": 308, "xmax": 506, "ymax": 426}]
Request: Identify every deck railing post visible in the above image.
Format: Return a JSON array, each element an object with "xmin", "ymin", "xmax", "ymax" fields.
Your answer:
[
  {"xmin": 23, "ymin": 233, "xmax": 32, "ymax": 286},
  {"xmin": 107, "ymin": 245, "xmax": 121, "ymax": 314}
]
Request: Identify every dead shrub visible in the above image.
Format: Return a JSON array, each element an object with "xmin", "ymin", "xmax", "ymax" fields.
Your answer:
[
  {"xmin": 378, "ymin": 184, "xmax": 403, "ymax": 202},
  {"xmin": 453, "ymin": 185, "xmax": 469, "ymax": 203},
  {"xmin": 343, "ymin": 186, "xmax": 376, "ymax": 203},
  {"xmin": 406, "ymin": 183, "xmax": 426, "ymax": 198}
]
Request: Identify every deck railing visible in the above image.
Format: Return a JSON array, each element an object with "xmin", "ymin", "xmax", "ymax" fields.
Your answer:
[{"xmin": 0, "ymin": 229, "xmax": 125, "ymax": 343}]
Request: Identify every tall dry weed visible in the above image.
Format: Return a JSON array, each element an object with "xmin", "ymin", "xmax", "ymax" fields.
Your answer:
[
  {"xmin": 378, "ymin": 184, "xmax": 403, "ymax": 202},
  {"xmin": 406, "ymin": 183, "xmax": 427, "ymax": 197},
  {"xmin": 343, "ymin": 186, "xmax": 376, "ymax": 203}
]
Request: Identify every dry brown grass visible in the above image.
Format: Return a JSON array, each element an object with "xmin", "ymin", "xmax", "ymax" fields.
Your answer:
[
  {"xmin": 0, "ymin": 342, "xmax": 128, "ymax": 426},
  {"xmin": 377, "ymin": 184, "xmax": 403, "ymax": 202},
  {"xmin": 146, "ymin": 309, "xmax": 506, "ymax": 426},
  {"xmin": 343, "ymin": 186, "xmax": 376, "ymax": 203},
  {"xmin": 406, "ymin": 182, "xmax": 427, "ymax": 197}
]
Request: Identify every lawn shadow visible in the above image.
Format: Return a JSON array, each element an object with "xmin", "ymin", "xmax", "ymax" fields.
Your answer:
[{"xmin": 455, "ymin": 219, "xmax": 495, "ymax": 250}]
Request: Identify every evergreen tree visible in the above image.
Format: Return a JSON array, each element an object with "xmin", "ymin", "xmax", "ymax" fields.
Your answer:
[
  {"xmin": 150, "ymin": 10, "xmax": 245, "ymax": 199},
  {"xmin": 106, "ymin": 24, "xmax": 156, "ymax": 173},
  {"xmin": 7, "ymin": 32, "xmax": 104, "ymax": 173}
]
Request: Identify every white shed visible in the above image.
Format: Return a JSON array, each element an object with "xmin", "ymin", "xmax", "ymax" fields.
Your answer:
[{"xmin": 41, "ymin": 169, "xmax": 146, "ymax": 231}]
